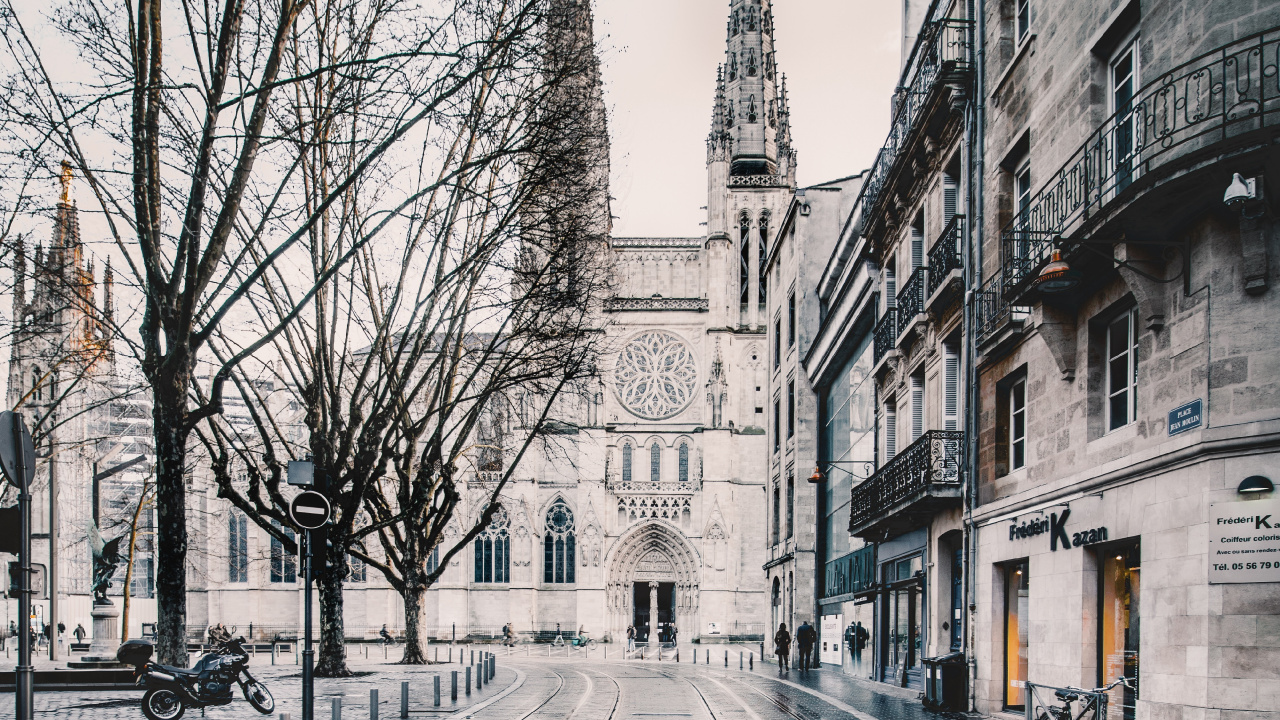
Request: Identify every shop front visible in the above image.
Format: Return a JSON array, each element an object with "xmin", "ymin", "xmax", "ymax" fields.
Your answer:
[
  {"xmin": 877, "ymin": 544, "xmax": 926, "ymax": 689},
  {"xmin": 819, "ymin": 543, "xmax": 876, "ymax": 676}
]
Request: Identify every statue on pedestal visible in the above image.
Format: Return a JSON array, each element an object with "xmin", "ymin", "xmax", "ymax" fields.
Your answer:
[{"xmin": 88, "ymin": 523, "xmax": 124, "ymax": 605}]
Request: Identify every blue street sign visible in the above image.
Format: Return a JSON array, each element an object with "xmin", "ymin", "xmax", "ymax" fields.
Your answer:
[{"xmin": 1168, "ymin": 399, "xmax": 1203, "ymax": 436}]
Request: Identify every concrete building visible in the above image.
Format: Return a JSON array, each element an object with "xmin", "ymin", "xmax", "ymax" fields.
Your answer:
[{"xmin": 969, "ymin": 0, "xmax": 1280, "ymax": 716}]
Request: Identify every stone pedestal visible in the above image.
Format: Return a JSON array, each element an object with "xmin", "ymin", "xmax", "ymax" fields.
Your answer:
[{"xmin": 77, "ymin": 601, "xmax": 124, "ymax": 666}]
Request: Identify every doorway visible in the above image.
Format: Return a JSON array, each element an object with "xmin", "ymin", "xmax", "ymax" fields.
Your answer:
[
  {"xmin": 879, "ymin": 554, "xmax": 924, "ymax": 689},
  {"xmin": 633, "ymin": 582, "xmax": 675, "ymax": 643}
]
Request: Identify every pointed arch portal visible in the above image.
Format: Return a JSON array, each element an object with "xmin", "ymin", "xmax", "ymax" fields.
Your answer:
[{"xmin": 606, "ymin": 521, "xmax": 700, "ymax": 644}]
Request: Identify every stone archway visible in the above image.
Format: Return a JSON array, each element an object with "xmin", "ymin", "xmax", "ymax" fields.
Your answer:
[{"xmin": 605, "ymin": 521, "xmax": 701, "ymax": 642}]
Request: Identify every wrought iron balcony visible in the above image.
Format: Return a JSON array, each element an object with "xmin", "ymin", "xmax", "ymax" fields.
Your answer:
[
  {"xmin": 974, "ymin": 273, "xmax": 1028, "ymax": 353},
  {"xmin": 872, "ymin": 309, "xmax": 897, "ymax": 366},
  {"xmin": 999, "ymin": 26, "xmax": 1280, "ymax": 300},
  {"xmin": 849, "ymin": 430, "xmax": 964, "ymax": 540},
  {"xmin": 926, "ymin": 215, "xmax": 964, "ymax": 300},
  {"xmin": 896, "ymin": 266, "xmax": 926, "ymax": 340},
  {"xmin": 858, "ymin": 19, "xmax": 974, "ymax": 227}
]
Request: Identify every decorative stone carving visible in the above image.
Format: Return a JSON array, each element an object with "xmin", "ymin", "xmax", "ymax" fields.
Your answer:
[{"xmin": 614, "ymin": 331, "xmax": 699, "ymax": 420}]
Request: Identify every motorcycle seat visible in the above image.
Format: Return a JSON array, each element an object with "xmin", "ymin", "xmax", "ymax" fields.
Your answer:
[{"xmin": 153, "ymin": 664, "xmax": 202, "ymax": 676}]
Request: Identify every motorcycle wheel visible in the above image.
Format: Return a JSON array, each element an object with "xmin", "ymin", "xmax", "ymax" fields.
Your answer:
[
  {"xmin": 141, "ymin": 688, "xmax": 185, "ymax": 720},
  {"xmin": 245, "ymin": 681, "xmax": 275, "ymax": 714}
]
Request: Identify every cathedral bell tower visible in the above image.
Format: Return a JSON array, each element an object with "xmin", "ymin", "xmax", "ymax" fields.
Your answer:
[{"xmin": 706, "ymin": 0, "xmax": 795, "ymax": 329}]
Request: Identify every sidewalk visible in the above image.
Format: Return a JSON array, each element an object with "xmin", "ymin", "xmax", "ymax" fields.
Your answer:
[{"xmin": 753, "ymin": 664, "xmax": 973, "ymax": 720}]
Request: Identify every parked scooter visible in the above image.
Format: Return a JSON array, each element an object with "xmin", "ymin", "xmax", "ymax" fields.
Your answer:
[{"xmin": 116, "ymin": 627, "xmax": 274, "ymax": 720}]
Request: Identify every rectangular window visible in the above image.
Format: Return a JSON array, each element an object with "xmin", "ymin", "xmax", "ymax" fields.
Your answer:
[
  {"xmin": 943, "ymin": 344, "xmax": 960, "ymax": 431},
  {"xmin": 773, "ymin": 398, "xmax": 781, "ymax": 452},
  {"xmin": 785, "ymin": 474, "xmax": 794, "ymax": 539},
  {"xmin": 774, "ymin": 319, "xmax": 782, "ymax": 369},
  {"xmin": 787, "ymin": 291, "xmax": 796, "ymax": 348},
  {"xmin": 1010, "ymin": 378, "xmax": 1027, "ymax": 470},
  {"xmin": 1107, "ymin": 308, "xmax": 1139, "ymax": 431},
  {"xmin": 270, "ymin": 521, "xmax": 296, "ymax": 584},
  {"xmin": 1111, "ymin": 35, "xmax": 1140, "ymax": 193},
  {"xmin": 772, "ymin": 484, "xmax": 781, "ymax": 545},
  {"xmin": 1004, "ymin": 560, "xmax": 1030, "ymax": 710},
  {"xmin": 1014, "ymin": 162, "xmax": 1032, "ymax": 259},
  {"xmin": 787, "ymin": 379, "xmax": 795, "ymax": 438},
  {"xmin": 1016, "ymin": 0, "xmax": 1030, "ymax": 44},
  {"xmin": 228, "ymin": 512, "xmax": 248, "ymax": 583},
  {"xmin": 1099, "ymin": 542, "xmax": 1140, "ymax": 720}
]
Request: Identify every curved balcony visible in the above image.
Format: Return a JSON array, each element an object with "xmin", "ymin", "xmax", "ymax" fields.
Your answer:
[
  {"xmin": 1000, "ymin": 26, "xmax": 1280, "ymax": 304},
  {"xmin": 872, "ymin": 309, "xmax": 897, "ymax": 367},
  {"xmin": 849, "ymin": 430, "xmax": 964, "ymax": 540}
]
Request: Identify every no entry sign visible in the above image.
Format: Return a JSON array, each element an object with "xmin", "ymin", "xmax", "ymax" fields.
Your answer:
[{"xmin": 289, "ymin": 491, "xmax": 332, "ymax": 530}]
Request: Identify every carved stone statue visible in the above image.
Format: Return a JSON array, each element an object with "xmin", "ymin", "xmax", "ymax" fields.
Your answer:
[{"xmin": 87, "ymin": 523, "xmax": 124, "ymax": 605}]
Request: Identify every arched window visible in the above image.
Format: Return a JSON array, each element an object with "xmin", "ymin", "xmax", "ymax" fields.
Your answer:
[
  {"xmin": 758, "ymin": 211, "xmax": 770, "ymax": 303},
  {"xmin": 474, "ymin": 506, "xmax": 510, "ymax": 583},
  {"xmin": 728, "ymin": 53, "xmax": 737, "ymax": 81},
  {"xmin": 621, "ymin": 442, "xmax": 633, "ymax": 482},
  {"xmin": 678, "ymin": 442, "xmax": 690, "ymax": 483},
  {"xmin": 747, "ymin": 94, "xmax": 758, "ymax": 124},
  {"xmin": 32, "ymin": 367, "xmax": 41, "ymax": 402},
  {"xmin": 650, "ymin": 442, "xmax": 662, "ymax": 482},
  {"xmin": 747, "ymin": 49, "xmax": 757, "ymax": 77},
  {"xmin": 543, "ymin": 501, "xmax": 575, "ymax": 584},
  {"xmin": 739, "ymin": 214, "xmax": 751, "ymax": 306}
]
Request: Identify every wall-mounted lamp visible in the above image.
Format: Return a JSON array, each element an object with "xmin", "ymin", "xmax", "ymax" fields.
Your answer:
[
  {"xmin": 1032, "ymin": 249, "xmax": 1082, "ymax": 293},
  {"xmin": 1237, "ymin": 475, "xmax": 1274, "ymax": 494},
  {"xmin": 808, "ymin": 460, "xmax": 875, "ymax": 484}
]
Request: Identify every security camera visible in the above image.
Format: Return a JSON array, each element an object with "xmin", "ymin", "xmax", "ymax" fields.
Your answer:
[{"xmin": 1224, "ymin": 173, "xmax": 1258, "ymax": 207}]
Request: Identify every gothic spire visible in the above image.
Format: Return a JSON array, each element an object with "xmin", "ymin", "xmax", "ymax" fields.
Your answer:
[
  {"xmin": 713, "ymin": 0, "xmax": 787, "ymax": 177},
  {"xmin": 707, "ymin": 65, "xmax": 731, "ymax": 163},
  {"xmin": 11, "ymin": 234, "xmax": 25, "ymax": 317}
]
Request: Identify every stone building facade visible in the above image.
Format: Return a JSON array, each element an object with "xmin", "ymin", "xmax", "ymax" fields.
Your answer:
[{"xmin": 970, "ymin": 0, "xmax": 1280, "ymax": 717}]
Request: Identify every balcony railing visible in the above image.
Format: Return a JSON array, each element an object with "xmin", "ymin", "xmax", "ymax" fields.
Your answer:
[
  {"xmin": 896, "ymin": 267, "xmax": 926, "ymax": 338},
  {"xmin": 974, "ymin": 273, "xmax": 1029, "ymax": 348},
  {"xmin": 1001, "ymin": 26, "xmax": 1280, "ymax": 296},
  {"xmin": 858, "ymin": 19, "xmax": 974, "ymax": 226},
  {"xmin": 873, "ymin": 309, "xmax": 897, "ymax": 365},
  {"xmin": 927, "ymin": 215, "xmax": 964, "ymax": 298},
  {"xmin": 849, "ymin": 430, "xmax": 964, "ymax": 537}
]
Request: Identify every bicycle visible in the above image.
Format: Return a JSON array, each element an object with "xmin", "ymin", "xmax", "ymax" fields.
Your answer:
[
  {"xmin": 1036, "ymin": 676, "xmax": 1134, "ymax": 720},
  {"xmin": 569, "ymin": 635, "xmax": 597, "ymax": 650},
  {"xmin": 379, "ymin": 633, "xmax": 397, "ymax": 647}
]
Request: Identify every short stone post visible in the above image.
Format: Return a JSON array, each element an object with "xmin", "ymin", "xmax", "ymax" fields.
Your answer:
[{"xmin": 434, "ymin": 675, "xmax": 442, "ymax": 707}]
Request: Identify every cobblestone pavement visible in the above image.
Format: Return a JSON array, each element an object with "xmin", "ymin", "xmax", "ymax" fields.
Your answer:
[{"xmin": 1, "ymin": 644, "xmax": 957, "ymax": 720}]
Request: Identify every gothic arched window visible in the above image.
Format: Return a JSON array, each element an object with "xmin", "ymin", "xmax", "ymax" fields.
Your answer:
[
  {"xmin": 728, "ymin": 53, "xmax": 737, "ymax": 81},
  {"xmin": 746, "ymin": 7, "xmax": 757, "ymax": 31},
  {"xmin": 678, "ymin": 442, "xmax": 690, "ymax": 483},
  {"xmin": 32, "ymin": 367, "xmax": 41, "ymax": 402},
  {"xmin": 747, "ymin": 49, "xmax": 757, "ymax": 77},
  {"xmin": 621, "ymin": 442, "xmax": 633, "ymax": 482},
  {"xmin": 727, "ymin": 100, "xmax": 735, "ymax": 128},
  {"xmin": 731, "ymin": 10, "xmax": 739, "ymax": 35},
  {"xmin": 475, "ymin": 506, "xmax": 510, "ymax": 583},
  {"xmin": 758, "ymin": 211, "xmax": 770, "ymax": 303},
  {"xmin": 650, "ymin": 442, "xmax": 662, "ymax": 482},
  {"xmin": 747, "ymin": 94, "xmax": 758, "ymax": 124},
  {"xmin": 543, "ymin": 501, "xmax": 575, "ymax": 584},
  {"xmin": 739, "ymin": 213, "xmax": 751, "ymax": 306}
]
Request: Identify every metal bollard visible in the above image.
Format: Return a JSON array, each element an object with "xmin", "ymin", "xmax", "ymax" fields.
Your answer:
[
  {"xmin": 272, "ymin": 644, "xmax": 277, "ymax": 665},
  {"xmin": 725, "ymin": 650, "xmax": 728, "ymax": 667},
  {"xmin": 658, "ymin": 645, "xmax": 662, "ymax": 662},
  {"xmin": 332, "ymin": 697, "xmax": 342, "ymax": 719},
  {"xmin": 740, "ymin": 652, "xmax": 743, "ymax": 669},
  {"xmin": 750, "ymin": 653, "xmax": 754, "ymax": 670},
  {"xmin": 370, "ymin": 689, "xmax": 379, "ymax": 720},
  {"xmin": 451, "ymin": 671, "xmax": 458, "ymax": 702},
  {"xmin": 676, "ymin": 649, "xmax": 680, "ymax": 662},
  {"xmin": 470, "ymin": 649, "xmax": 475, "ymax": 666},
  {"xmin": 434, "ymin": 675, "xmax": 441, "ymax": 707},
  {"xmin": 279, "ymin": 714, "xmax": 291, "ymax": 720},
  {"xmin": 401, "ymin": 681, "xmax": 409, "ymax": 718},
  {"xmin": 706, "ymin": 649, "xmax": 709, "ymax": 664},
  {"xmin": 465, "ymin": 667, "xmax": 471, "ymax": 696},
  {"xmin": 435, "ymin": 647, "xmax": 438, "ymax": 663},
  {"xmin": 477, "ymin": 663, "xmax": 483, "ymax": 689}
]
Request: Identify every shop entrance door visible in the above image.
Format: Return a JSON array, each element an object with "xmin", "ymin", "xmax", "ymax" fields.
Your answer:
[
  {"xmin": 1100, "ymin": 542, "xmax": 1140, "ymax": 720},
  {"xmin": 881, "ymin": 584, "xmax": 922, "ymax": 688}
]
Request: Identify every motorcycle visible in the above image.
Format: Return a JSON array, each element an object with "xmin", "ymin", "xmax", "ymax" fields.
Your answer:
[{"xmin": 116, "ymin": 632, "xmax": 275, "ymax": 720}]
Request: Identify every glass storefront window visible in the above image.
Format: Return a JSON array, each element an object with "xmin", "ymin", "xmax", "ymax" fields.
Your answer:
[
  {"xmin": 1100, "ymin": 543, "xmax": 1140, "ymax": 720},
  {"xmin": 881, "ymin": 553, "xmax": 924, "ymax": 688},
  {"xmin": 1004, "ymin": 560, "xmax": 1029, "ymax": 710}
]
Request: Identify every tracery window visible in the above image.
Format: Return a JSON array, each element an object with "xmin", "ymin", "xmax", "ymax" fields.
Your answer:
[
  {"xmin": 678, "ymin": 442, "xmax": 690, "ymax": 483},
  {"xmin": 474, "ymin": 505, "xmax": 510, "ymax": 583},
  {"xmin": 729, "ymin": 53, "xmax": 738, "ymax": 81},
  {"xmin": 543, "ymin": 501, "xmax": 576, "ymax": 584},
  {"xmin": 739, "ymin": 213, "xmax": 751, "ymax": 306},
  {"xmin": 747, "ymin": 94, "xmax": 758, "ymax": 123},
  {"xmin": 228, "ymin": 512, "xmax": 248, "ymax": 583},
  {"xmin": 747, "ymin": 49, "xmax": 757, "ymax": 77},
  {"xmin": 758, "ymin": 211, "xmax": 770, "ymax": 302},
  {"xmin": 270, "ymin": 520, "xmax": 296, "ymax": 583},
  {"xmin": 650, "ymin": 442, "xmax": 662, "ymax": 482},
  {"xmin": 621, "ymin": 442, "xmax": 633, "ymax": 482}
]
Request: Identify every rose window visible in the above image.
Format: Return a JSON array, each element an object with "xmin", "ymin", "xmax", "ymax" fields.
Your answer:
[{"xmin": 614, "ymin": 332, "xmax": 698, "ymax": 420}]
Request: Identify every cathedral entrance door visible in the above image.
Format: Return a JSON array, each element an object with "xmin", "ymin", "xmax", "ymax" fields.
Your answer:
[
  {"xmin": 633, "ymin": 583, "xmax": 651, "ymax": 642},
  {"xmin": 632, "ymin": 581, "xmax": 675, "ymax": 644}
]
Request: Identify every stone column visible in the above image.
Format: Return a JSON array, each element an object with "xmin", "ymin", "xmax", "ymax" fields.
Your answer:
[{"xmin": 649, "ymin": 582, "xmax": 659, "ymax": 643}]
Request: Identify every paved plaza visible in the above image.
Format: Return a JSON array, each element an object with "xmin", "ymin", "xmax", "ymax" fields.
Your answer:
[{"xmin": 0, "ymin": 644, "xmax": 955, "ymax": 720}]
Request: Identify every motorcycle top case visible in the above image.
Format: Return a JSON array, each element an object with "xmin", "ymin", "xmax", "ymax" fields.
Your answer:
[{"xmin": 117, "ymin": 639, "xmax": 154, "ymax": 666}]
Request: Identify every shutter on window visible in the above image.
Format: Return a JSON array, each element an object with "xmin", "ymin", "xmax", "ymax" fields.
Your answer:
[
  {"xmin": 944, "ymin": 347, "xmax": 959, "ymax": 430},
  {"xmin": 911, "ymin": 226, "xmax": 924, "ymax": 270},
  {"xmin": 885, "ymin": 405, "xmax": 897, "ymax": 460},
  {"xmin": 944, "ymin": 174, "xmax": 958, "ymax": 227},
  {"xmin": 911, "ymin": 375, "xmax": 924, "ymax": 443},
  {"xmin": 885, "ymin": 268, "xmax": 896, "ymax": 310}
]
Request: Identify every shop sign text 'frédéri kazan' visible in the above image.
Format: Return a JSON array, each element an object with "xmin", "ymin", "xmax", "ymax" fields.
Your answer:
[{"xmin": 1009, "ymin": 509, "xmax": 1108, "ymax": 552}]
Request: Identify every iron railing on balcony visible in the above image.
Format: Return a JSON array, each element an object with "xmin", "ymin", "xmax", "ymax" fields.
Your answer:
[
  {"xmin": 897, "ymin": 267, "xmax": 927, "ymax": 337},
  {"xmin": 927, "ymin": 215, "xmax": 964, "ymax": 298},
  {"xmin": 973, "ymin": 273, "xmax": 1029, "ymax": 346},
  {"xmin": 849, "ymin": 430, "xmax": 964, "ymax": 533},
  {"xmin": 1001, "ymin": 27, "xmax": 1280, "ymax": 294},
  {"xmin": 858, "ymin": 19, "xmax": 974, "ymax": 226},
  {"xmin": 873, "ymin": 309, "xmax": 897, "ymax": 365}
]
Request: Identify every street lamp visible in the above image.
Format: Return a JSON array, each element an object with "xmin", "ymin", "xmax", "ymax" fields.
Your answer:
[{"xmin": 807, "ymin": 461, "xmax": 876, "ymax": 484}]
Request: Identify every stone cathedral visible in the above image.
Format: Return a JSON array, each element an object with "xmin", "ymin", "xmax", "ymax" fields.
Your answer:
[{"xmin": 416, "ymin": 0, "xmax": 796, "ymax": 643}]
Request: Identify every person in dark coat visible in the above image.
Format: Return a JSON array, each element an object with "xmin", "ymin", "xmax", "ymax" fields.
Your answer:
[
  {"xmin": 796, "ymin": 620, "xmax": 816, "ymax": 672},
  {"xmin": 774, "ymin": 623, "xmax": 791, "ymax": 674}
]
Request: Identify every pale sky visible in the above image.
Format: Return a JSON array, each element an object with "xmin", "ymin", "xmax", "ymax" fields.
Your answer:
[{"xmin": 594, "ymin": 0, "xmax": 903, "ymax": 238}]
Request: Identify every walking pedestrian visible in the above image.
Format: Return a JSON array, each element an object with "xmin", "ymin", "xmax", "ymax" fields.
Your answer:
[
  {"xmin": 73, "ymin": 623, "xmax": 86, "ymax": 644},
  {"xmin": 774, "ymin": 622, "xmax": 791, "ymax": 675},
  {"xmin": 796, "ymin": 620, "xmax": 816, "ymax": 672},
  {"xmin": 669, "ymin": 623, "xmax": 678, "ymax": 648},
  {"xmin": 626, "ymin": 624, "xmax": 635, "ymax": 652}
]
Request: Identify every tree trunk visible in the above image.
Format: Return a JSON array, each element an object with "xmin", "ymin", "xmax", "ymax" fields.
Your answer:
[
  {"xmin": 400, "ymin": 562, "xmax": 428, "ymax": 664},
  {"xmin": 315, "ymin": 538, "xmax": 351, "ymax": 677},
  {"xmin": 153, "ymin": 370, "xmax": 190, "ymax": 667}
]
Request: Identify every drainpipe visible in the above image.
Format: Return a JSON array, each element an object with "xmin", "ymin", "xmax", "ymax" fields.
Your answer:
[{"xmin": 962, "ymin": 0, "xmax": 985, "ymax": 713}]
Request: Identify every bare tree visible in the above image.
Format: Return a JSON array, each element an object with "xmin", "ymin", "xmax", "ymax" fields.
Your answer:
[{"xmin": 0, "ymin": 0, "xmax": 578, "ymax": 665}]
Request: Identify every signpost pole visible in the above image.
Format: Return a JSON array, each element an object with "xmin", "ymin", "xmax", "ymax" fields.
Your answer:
[
  {"xmin": 14, "ymin": 414, "xmax": 34, "ymax": 720},
  {"xmin": 302, "ymin": 528, "xmax": 314, "ymax": 720}
]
